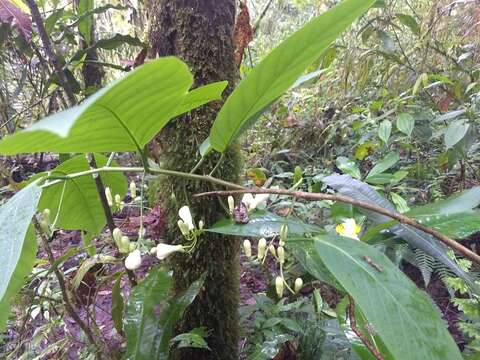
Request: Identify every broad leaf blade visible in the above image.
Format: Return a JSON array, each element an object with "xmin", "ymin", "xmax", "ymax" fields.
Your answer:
[
  {"xmin": 294, "ymin": 234, "xmax": 462, "ymax": 360},
  {"xmin": 322, "ymin": 174, "xmax": 475, "ymax": 287},
  {"xmin": 0, "ymin": 57, "xmax": 225, "ymax": 155},
  {"xmin": 206, "ymin": 211, "xmax": 319, "ymax": 238},
  {"xmin": 209, "ymin": 0, "xmax": 376, "ymax": 152},
  {"xmin": 0, "ymin": 182, "xmax": 41, "ymax": 302},
  {"xmin": 124, "ymin": 268, "xmax": 172, "ymax": 360},
  {"xmin": 366, "ymin": 152, "xmax": 399, "ymax": 179},
  {"xmin": 0, "ymin": 226, "xmax": 37, "ymax": 330},
  {"xmin": 37, "ymin": 154, "xmax": 126, "ymax": 236}
]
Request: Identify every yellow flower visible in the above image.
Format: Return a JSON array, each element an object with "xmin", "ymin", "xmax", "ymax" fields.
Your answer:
[{"xmin": 336, "ymin": 218, "xmax": 362, "ymax": 240}]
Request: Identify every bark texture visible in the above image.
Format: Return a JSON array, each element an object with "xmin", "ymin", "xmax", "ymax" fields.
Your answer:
[{"xmin": 148, "ymin": 1, "xmax": 241, "ymax": 359}]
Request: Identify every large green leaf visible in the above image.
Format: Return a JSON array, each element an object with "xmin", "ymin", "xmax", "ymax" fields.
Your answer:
[
  {"xmin": 37, "ymin": 154, "xmax": 126, "ymax": 236},
  {"xmin": 366, "ymin": 152, "xmax": 399, "ymax": 179},
  {"xmin": 0, "ymin": 226, "xmax": 37, "ymax": 330},
  {"xmin": 292, "ymin": 234, "xmax": 462, "ymax": 360},
  {"xmin": 209, "ymin": 0, "xmax": 375, "ymax": 152},
  {"xmin": 0, "ymin": 57, "xmax": 226, "ymax": 155},
  {"xmin": 322, "ymin": 174, "xmax": 475, "ymax": 288},
  {"xmin": 206, "ymin": 211, "xmax": 319, "ymax": 238},
  {"xmin": 124, "ymin": 268, "xmax": 172, "ymax": 360},
  {"xmin": 77, "ymin": 0, "xmax": 93, "ymax": 44},
  {"xmin": 123, "ymin": 268, "xmax": 204, "ymax": 360},
  {"xmin": 0, "ymin": 182, "xmax": 41, "ymax": 303}
]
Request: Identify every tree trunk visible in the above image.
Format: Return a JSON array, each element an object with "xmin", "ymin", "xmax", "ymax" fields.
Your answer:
[{"xmin": 148, "ymin": 1, "xmax": 241, "ymax": 359}]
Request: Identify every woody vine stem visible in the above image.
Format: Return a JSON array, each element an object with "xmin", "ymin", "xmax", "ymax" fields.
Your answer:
[{"xmin": 39, "ymin": 163, "xmax": 480, "ymax": 266}]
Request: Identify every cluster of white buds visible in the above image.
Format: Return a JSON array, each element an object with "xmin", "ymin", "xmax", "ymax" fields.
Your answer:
[
  {"xmin": 177, "ymin": 206, "xmax": 203, "ymax": 238},
  {"xmin": 105, "ymin": 187, "xmax": 125, "ymax": 211},
  {"xmin": 113, "ymin": 228, "xmax": 131, "ymax": 254},
  {"xmin": 274, "ymin": 276, "xmax": 304, "ymax": 298},
  {"xmin": 241, "ymin": 193, "xmax": 269, "ymax": 212}
]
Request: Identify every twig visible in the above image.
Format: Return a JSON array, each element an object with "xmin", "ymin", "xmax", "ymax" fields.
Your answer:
[
  {"xmin": 347, "ymin": 296, "xmax": 384, "ymax": 360},
  {"xmin": 32, "ymin": 217, "xmax": 102, "ymax": 359},
  {"xmin": 25, "ymin": 0, "xmax": 77, "ymax": 106},
  {"xmin": 194, "ymin": 188, "xmax": 480, "ymax": 265}
]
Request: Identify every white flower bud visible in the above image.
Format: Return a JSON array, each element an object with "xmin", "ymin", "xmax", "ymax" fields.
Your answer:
[
  {"xmin": 115, "ymin": 194, "xmax": 122, "ymax": 208},
  {"xmin": 243, "ymin": 239, "xmax": 252, "ymax": 257},
  {"xmin": 228, "ymin": 196, "xmax": 235, "ymax": 214},
  {"xmin": 125, "ymin": 250, "xmax": 142, "ymax": 270},
  {"xmin": 252, "ymin": 193, "xmax": 269, "ymax": 210},
  {"xmin": 42, "ymin": 209, "xmax": 51, "ymax": 225},
  {"xmin": 275, "ymin": 276, "xmax": 284, "ymax": 298},
  {"xmin": 277, "ymin": 246, "xmax": 285, "ymax": 264},
  {"xmin": 121, "ymin": 236, "xmax": 131, "ymax": 253},
  {"xmin": 130, "ymin": 181, "xmax": 137, "ymax": 199},
  {"xmin": 128, "ymin": 242, "xmax": 136, "ymax": 252},
  {"xmin": 268, "ymin": 244, "xmax": 276, "ymax": 257},
  {"xmin": 178, "ymin": 220, "xmax": 190, "ymax": 236},
  {"xmin": 112, "ymin": 228, "xmax": 123, "ymax": 247},
  {"xmin": 198, "ymin": 220, "xmax": 204, "ymax": 230},
  {"xmin": 179, "ymin": 206, "xmax": 195, "ymax": 230},
  {"xmin": 39, "ymin": 220, "xmax": 50, "ymax": 235},
  {"xmin": 150, "ymin": 246, "xmax": 158, "ymax": 255},
  {"xmin": 105, "ymin": 187, "xmax": 113, "ymax": 206},
  {"xmin": 257, "ymin": 238, "xmax": 267, "ymax": 260},
  {"xmin": 156, "ymin": 243, "xmax": 184, "ymax": 260},
  {"xmin": 294, "ymin": 278, "xmax": 303, "ymax": 293},
  {"xmin": 280, "ymin": 224, "xmax": 288, "ymax": 244}
]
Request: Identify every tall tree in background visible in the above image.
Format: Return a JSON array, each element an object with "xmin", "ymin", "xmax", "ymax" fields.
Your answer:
[{"xmin": 148, "ymin": 1, "xmax": 241, "ymax": 359}]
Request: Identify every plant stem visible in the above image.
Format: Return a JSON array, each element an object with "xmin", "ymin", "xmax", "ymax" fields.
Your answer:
[
  {"xmin": 32, "ymin": 217, "xmax": 102, "ymax": 359},
  {"xmin": 194, "ymin": 188, "xmax": 480, "ymax": 265}
]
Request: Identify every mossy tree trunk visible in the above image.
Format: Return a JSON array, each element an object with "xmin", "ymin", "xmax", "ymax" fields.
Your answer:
[{"xmin": 148, "ymin": 1, "xmax": 241, "ymax": 359}]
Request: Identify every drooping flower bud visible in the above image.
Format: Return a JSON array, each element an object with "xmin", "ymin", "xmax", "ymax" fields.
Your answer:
[
  {"xmin": 280, "ymin": 224, "xmax": 288, "ymax": 245},
  {"xmin": 121, "ymin": 236, "xmax": 131, "ymax": 253},
  {"xmin": 128, "ymin": 242, "xmax": 136, "ymax": 252},
  {"xmin": 39, "ymin": 220, "xmax": 50, "ymax": 235},
  {"xmin": 125, "ymin": 250, "xmax": 142, "ymax": 270},
  {"xmin": 198, "ymin": 220, "xmax": 204, "ymax": 230},
  {"xmin": 268, "ymin": 244, "xmax": 276, "ymax": 257},
  {"xmin": 115, "ymin": 194, "xmax": 122, "ymax": 208},
  {"xmin": 42, "ymin": 209, "xmax": 51, "ymax": 225},
  {"xmin": 243, "ymin": 239, "xmax": 252, "ymax": 257},
  {"xmin": 178, "ymin": 220, "xmax": 190, "ymax": 236},
  {"xmin": 228, "ymin": 196, "xmax": 235, "ymax": 215},
  {"xmin": 130, "ymin": 181, "xmax": 137, "ymax": 199},
  {"xmin": 156, "ymin": 243, "xmax": 184, "ymax": 260},
  {"xmin": 275, "ymin": 276, "xmax": 284, "ymax": 298},
  {"xmin": 257, "ymin": 238, "xmax": 267, "ymax": 260},
  {"xmin": 179, "ymin": 206, "xmax": 195, "ymax": 230},
  {"xmin": 294, "ymin": 278, "xmax": 303, "ymax": 293},
  {"xmin": 105, "ymin": 187, "xmax": 113, "ymax": 207},
  {"xmin": 277, "ymin": 246, "xmax": 285, "ymax": 264},
  {"xmin": 112, "ymin": 228, "xmax": 123, "ymax": 248}
]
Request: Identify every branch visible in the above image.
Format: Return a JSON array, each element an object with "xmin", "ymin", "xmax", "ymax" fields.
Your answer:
[
  {"xmin": 194, "ymin": 188, "xmax": 480, "ymax": 265},
  {"xmin": 347, "ymin": 296, "xmax": 384, "ymax": 360},
  {"xmin": 32, "ymin": 217, "xmax": 102, "ymax": 359}
]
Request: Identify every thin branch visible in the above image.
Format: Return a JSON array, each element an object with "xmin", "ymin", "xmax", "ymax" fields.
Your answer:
[
  {"xmin": 347, "ymin": 296, "xmax": 384, "ymax": 360},
  {"xmin": 32, "ymin": 217, "xmax": 102, "ymax": 359},
  {"xmin": 25, "ymin": 0, "xmax": 77, "ymax": 106},
  {"xmin": 194, "ymin": 188, "xmax": 480, "ymax": 265}
]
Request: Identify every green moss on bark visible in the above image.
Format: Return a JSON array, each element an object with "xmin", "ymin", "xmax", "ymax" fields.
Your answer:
[{"xmin": 148, "ymin": 1, "xmax": 241, "ymax": 359}]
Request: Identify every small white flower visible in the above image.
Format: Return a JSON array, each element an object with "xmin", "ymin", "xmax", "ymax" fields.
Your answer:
[
  {"xmin": 241, "ymin": 193, "xmax": 255, "ymax": 210},
  {"xmin": 155, "ymin": 243, "xmax": 184, "ymax": 260},
  {"xmin": 125, "ymin": 250, "xmax": 142, "ymax": 270},
  {"xmin": 179, "ymin": 206, "xmax": 195, "ymax": 230},
  {"xmin": 243, "ymin": 239, "xmax": 252, "ymax": 257},
  {"xmin": 275, "ymin": 276, "xmax": 284, "ymax": 298},
  {"xmin": 252, "ymin": 193, "xmax": 269, "ymax": 210},
  {"xmin": 336, "ymin": 218, "xmax": 361, "ymax": 240},
  {"xmin": 294, "ymin": 278, "xmax": 303, "ymax": 293}
]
